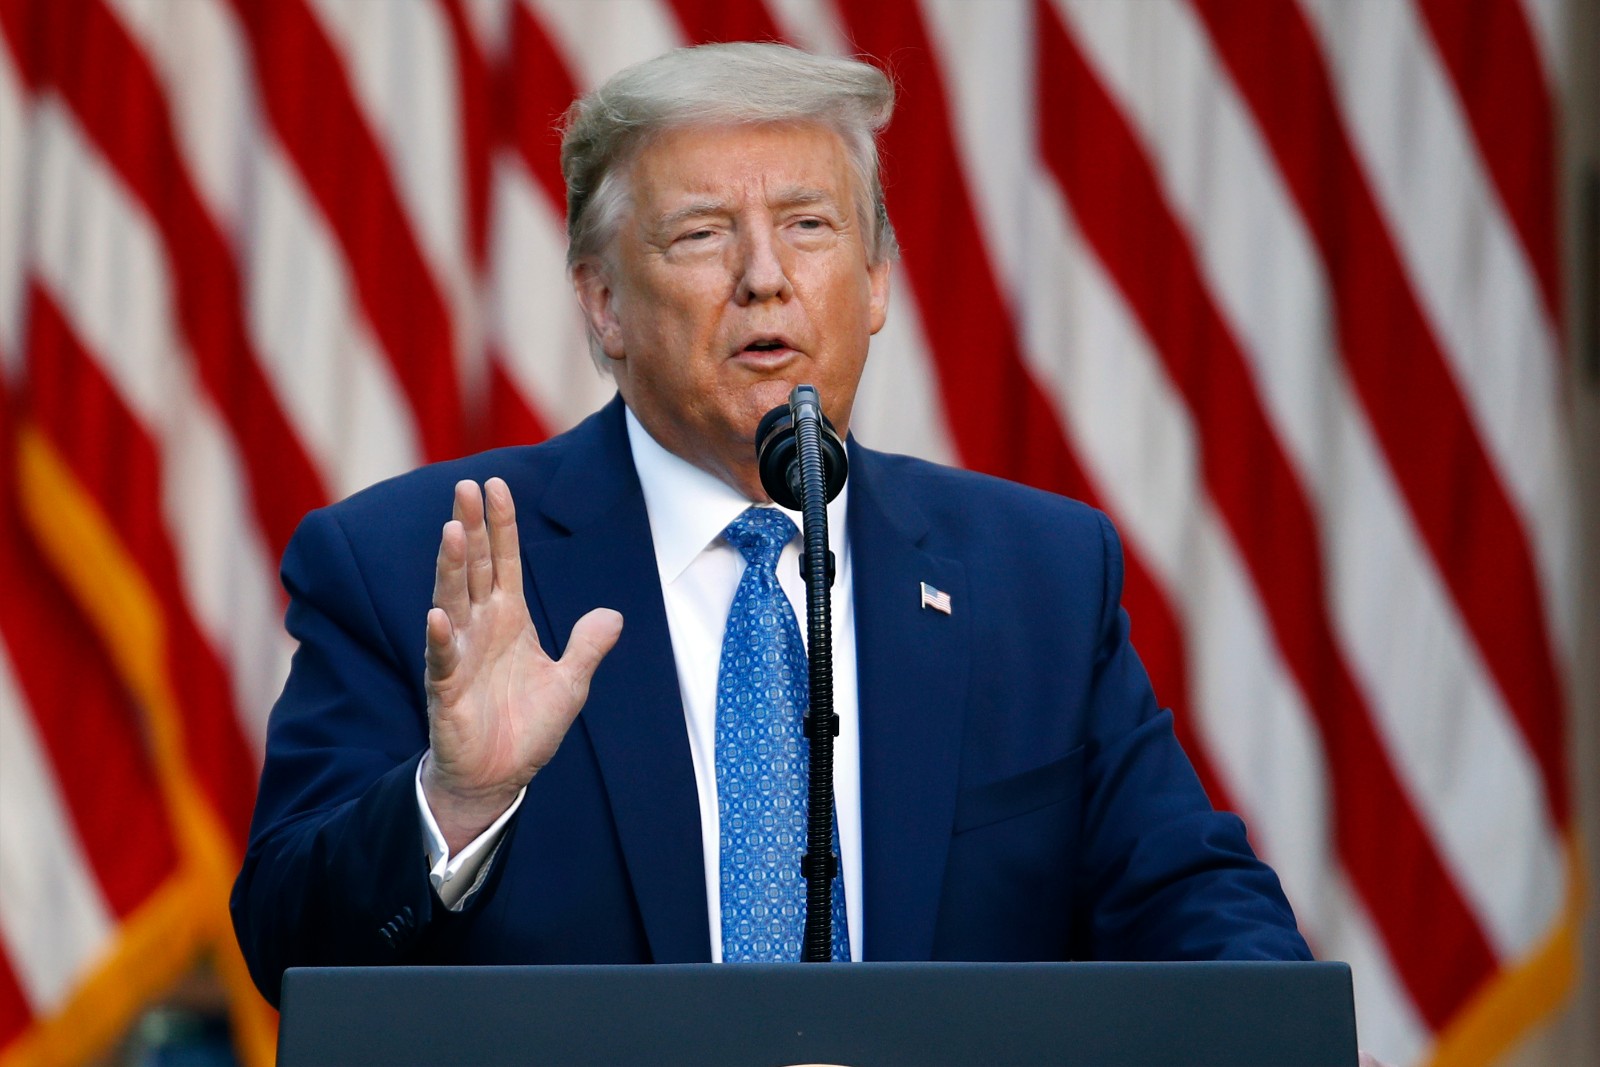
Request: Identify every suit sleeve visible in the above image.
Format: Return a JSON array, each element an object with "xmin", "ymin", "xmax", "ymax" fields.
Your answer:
[
  {"xmin": 1074, "ymin": 511, "xmax": 1311, "ymax": 962},
  {"xmin": 229, "ymin": 506, "xmax": 501, "ymax": 1006}
]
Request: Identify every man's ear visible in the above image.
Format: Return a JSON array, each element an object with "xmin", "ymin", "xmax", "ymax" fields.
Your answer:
[
  {"xmin": 571, "ymin": 260, "xmax": 626, "ymax": 361},
  {"xmin": 867, "ymin": 257, "xmax": 891, "ymax": 336}
]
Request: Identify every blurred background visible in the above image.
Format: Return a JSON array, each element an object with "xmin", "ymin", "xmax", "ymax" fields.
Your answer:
[{"xmin": 0, "ymin": 0, "xmax": 1595, "ymax": 1064}]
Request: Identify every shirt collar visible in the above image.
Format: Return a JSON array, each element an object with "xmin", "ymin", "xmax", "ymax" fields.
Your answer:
[{"xmin": 624, "ymin": 405, "xmax": 850, "ymax": 585}]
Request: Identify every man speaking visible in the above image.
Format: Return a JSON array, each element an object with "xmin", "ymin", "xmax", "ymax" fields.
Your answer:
[{"xmin": 231, "ymin": 41, "xmax": 1309, "ymax": 1004}]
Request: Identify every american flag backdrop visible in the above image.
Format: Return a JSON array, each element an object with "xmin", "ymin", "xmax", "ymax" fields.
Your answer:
[{"xmin": 0, "ymin": 0, "xmax": 1585, "ymax": 1065}]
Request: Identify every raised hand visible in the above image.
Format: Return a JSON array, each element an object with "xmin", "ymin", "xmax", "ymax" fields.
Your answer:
[{"xmin": 420, "ymin": 477, "xmax": 623, "ymax": 852}]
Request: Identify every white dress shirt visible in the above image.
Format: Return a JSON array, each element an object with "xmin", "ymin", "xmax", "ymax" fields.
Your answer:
[{"xmin": 420, "ymin": 407, "xmax": 863, "ymax": 962}]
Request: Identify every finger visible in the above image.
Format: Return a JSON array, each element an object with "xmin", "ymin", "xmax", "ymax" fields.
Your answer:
[
  {"xmin": 456, "ymin": 480, "xmax": 494, "ymax": 605},
  {"xmin": 423, "ymin": 606, "xmax": 459, "ymax": 683},
  {"xmin": 432, "ymin": 519, "xmax": 470, "ymax": 626},
  {"xmin": 484, "ymin": 477, "xmax": 524, "ymax": 596},
  {"xmin": 557, "ymin": 608, "xmax": 624, "ymax": 702}
]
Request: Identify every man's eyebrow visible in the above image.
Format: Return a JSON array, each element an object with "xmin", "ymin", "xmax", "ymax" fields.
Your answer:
[
  {"xmin": 652, "ymin": 199, "xmax": 730, "ymax": 232},
  {"xmin": 651, "ymin": 188, "xmax": 842, "ymax": 232},
  {"xmin": 769, "ymin": 187, "xmax": 838, "ymax": 211}
]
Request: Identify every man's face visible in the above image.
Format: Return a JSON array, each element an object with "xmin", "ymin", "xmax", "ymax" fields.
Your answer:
[{"xmin": 573, "ymin": 122, "xmax": 891, "ymax": 499}]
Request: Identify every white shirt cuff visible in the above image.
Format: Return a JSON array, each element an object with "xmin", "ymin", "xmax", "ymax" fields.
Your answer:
[{"xmin": 415, "ymin": 757, "xmax": 525, "ymax": 910}]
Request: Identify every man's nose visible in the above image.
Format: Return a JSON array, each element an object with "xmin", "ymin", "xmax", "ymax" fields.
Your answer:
[{"xmin": 734, "ymin": 228, "xmax": 793, "ymax": 304}]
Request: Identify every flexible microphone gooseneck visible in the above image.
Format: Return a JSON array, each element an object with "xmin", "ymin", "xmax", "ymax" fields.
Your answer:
[{"xmin": 755, "ymin": 385, "xmax": 846, "ymax": 963}]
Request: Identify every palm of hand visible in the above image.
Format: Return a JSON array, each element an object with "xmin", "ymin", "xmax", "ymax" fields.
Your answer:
[
  {"xmin": 427, "ymin": 598, "xmax": 571, "ymax": 799},
  {"xmin": 421, "ymin": 477, "xmax": 622, "ymax": 842}
]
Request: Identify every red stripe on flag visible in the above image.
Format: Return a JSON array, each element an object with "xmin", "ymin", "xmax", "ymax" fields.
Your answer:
[
  {"xmin": 506, "ymin": 1, "xmax": 578, "ymax": 213},
  {"xmin": 1417, "ymin": 0, "xmax": 1563, "ymax": 329},
  {"xmin": 485, "ymin": 355, "xmax": 553, "ymax": 449},
  {"xmin": 483, "ymin": 5, "xmax": 580, "ymax": 447},
  {"xmin": 0, "ymin": 943, "xmax": 28, "ymax": 1049},
  {"xmin": 1194, "ymin": 0, "xmax": 1570, "ymax": 829},
  {"xmin": 438, "ymin": 0, "xmax": 494, "ymax": 271},
  {"xmin": 0, "ymin": 0, "xmax": 41, "ymax": 85},
  {"xmin": 0, "ymin": 421, "xmax": 39, "ymax": 1037},
  {"xmin": 1121, "ymin": 546, "xmax": 1231, "ymax": 812},
  {"xmin": 0, "ymin": 0, "xmax": 330, "ymax": 559},
  {"xmin": 227, "ymin": 0, "xmax": 466, "ymax": 462},
  {"xmin": 23, "ymin": 285, "xmax": 260, "ymax": 848},
  {"xmin": 0, "ymin": 477, "xmax": 180, "ymax": 917},
  {"xmin": 836, "ymin": 1, "xmax": 1211, "ymax": 804},
  {"xmin": 1037, "ymin": 3, "xmax": 1496, "ymax": 1026},
  {"xmin": 841, "ymin": 3, "xmax": 1088, "ymax": 485},
  {"xmin": 668, "ymin": 0, "xmax": 785, "ymax": 43}
]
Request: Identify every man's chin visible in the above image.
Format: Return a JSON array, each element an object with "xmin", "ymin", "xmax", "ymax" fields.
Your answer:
[{"xmin": 743, "ymin": 378, "xmax": 798, "ymax": 423}]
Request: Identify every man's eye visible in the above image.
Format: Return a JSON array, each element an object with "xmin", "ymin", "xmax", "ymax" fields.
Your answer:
[
  {"xmin": 681, "ymin": 228, "xmax": 714, "ymax": 241},
  {"xmin": 794, "ymin": 218, "xmax": 825, "ymax": 231}
]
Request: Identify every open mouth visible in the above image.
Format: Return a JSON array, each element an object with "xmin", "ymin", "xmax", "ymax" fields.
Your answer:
[{"xmin": 738, "ymin": 334, "xmax": 797, "ymax": 357}]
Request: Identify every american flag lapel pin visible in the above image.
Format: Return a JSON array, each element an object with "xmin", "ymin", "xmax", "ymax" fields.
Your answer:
[{"xmin": 920, "ymin": 581, "xmax": 952, "ymax": 615}]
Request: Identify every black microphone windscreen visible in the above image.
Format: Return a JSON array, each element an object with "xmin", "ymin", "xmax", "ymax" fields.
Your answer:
[{"xmin": 755, "ymin": 404, "xmax": 802, "ymax": 509}]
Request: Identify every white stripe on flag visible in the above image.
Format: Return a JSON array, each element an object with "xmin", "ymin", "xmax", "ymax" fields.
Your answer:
[
  {"xmin": 921, "ymin": 0, "xmax": 1039, "ymax": 313},
  {"xmin": 529, "ymin": 0, "xmax": 685, "ymax": 91},
  {"xmin": 308, "ymin": 0, "xmax": 483, "ymax": 397},
  {"xmin": 1300, "ymin": 0, "xmax": 1574, "ymax": 658},
  {"xmin": 30, "ymin": 99, "xmax": 286, "ymax": 750},
  {"xmin": 462, "ymin": 0, "xmax": 512, "ymax": 56},
  {"xmin": 486, "ymin": 159, "xmax": 613, "ymax": 430},
  {"xmin": 765, "ymin": 0, "xmax": 851, "ymax": 57},
  {"xmin": 0, "ymin": 646, "xmax": 116, "ymax": 1013},
  {"xmin": 244, "ymin": 133, "xmax": 425, "ymax": 497},
  {"xmin": 1517, "ymin": 0, "xmax": 1568, "ymax": 84},
  {"xmin": 1321, "ymin": 873, "xmax": 1431, "ymax": 1066},
  {"xmin": 852, "ymin": 281, "xmax": 959, "ymax": 468},
  {"xmin": 1063, "ymin": 0, "xmax": 1565, "ymax": 959},
  {"xmin": 105, "ymin": 0, "xmax": 259, "ymax": 241},
  {"xmin": 0, "ymin": 22, "xmax": 30, "ymax": 372},
  {"xmin": 112, "ymin": 0, "xmax": 425, "ymax": 500}
]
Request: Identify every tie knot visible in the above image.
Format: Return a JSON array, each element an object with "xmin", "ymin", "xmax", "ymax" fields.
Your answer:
[{"xmin": 722, "ymin": 507, "xmax": 796, "ymax": 569}]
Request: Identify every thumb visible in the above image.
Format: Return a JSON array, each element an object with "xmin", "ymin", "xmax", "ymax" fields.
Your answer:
[{"xmin": 558, "ymin": 607, "xmax": 624, "ymax": 695}]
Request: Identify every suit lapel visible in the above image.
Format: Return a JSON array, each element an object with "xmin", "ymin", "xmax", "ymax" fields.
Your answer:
[
  {"xmin": 849, "ymin": 446, "xmax": 970, "ymax": 961},
  {"xmin": 519, "ymin": 400, "xmax": 710, "ymax": 963},
  {"xmin": 511, "ymin": 410, "xmax": 971, "ymax": 964}
]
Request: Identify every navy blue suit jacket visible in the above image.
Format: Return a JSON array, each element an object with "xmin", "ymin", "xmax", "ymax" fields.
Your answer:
[{"xmin": 232, "ymin": 398, "xmax": 1309, "ymax": 1005}]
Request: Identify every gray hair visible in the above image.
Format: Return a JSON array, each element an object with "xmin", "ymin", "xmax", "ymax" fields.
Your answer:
[{"xmin": 560, "ymin": 42, "xmax": 899, "ymax": 268}]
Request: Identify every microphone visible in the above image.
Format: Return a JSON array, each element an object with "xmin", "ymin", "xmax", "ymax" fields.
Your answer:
[
  {"xmin": 755, "ymin": 387, "xmax": 848, "ymax": 510},
  {"xmin": 753, "ymin": 385, "xmax": 844, "ymax": 962}
]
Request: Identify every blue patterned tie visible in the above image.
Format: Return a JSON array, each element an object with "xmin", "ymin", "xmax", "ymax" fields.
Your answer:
[{"xmin": 717, "ymin": 507, "xmax": 849, "ymax": 962}]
